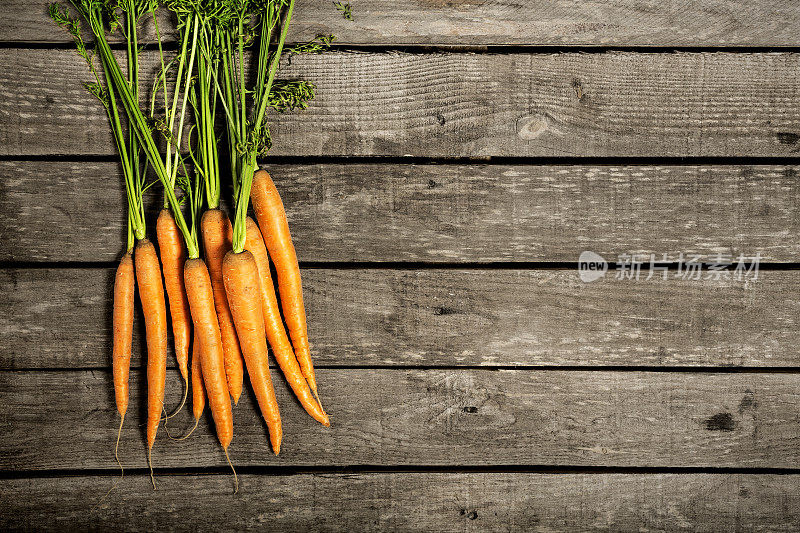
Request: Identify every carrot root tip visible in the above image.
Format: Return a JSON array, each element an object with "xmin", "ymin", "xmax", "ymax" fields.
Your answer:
[
  {"xmin": 148, "ymin": 448, "xmax": 156, "ymax": 491},
  {"xmin": 169, "ymin": 418, "xmax": 200, "ymax": 441},
  {"xmin": 91, "ymin": 414, "xmax": 127, "ymax": 511},
  {"xmin": 224, "ymin": 448, "xmax": 239, "ymax": 494}
]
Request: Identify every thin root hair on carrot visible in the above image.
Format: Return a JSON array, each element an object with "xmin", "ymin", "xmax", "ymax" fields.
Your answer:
[
  {"xmin": 114, "ymin": 415, "xmax": 125, "ymax": 477},
  {"xmin": 148, "ymin": 447, "xmax": 156, "ymax": 491},
  {"xmin": 168, "ymin": 418, "xmax": 200, "ymax": 441},
  {"xmin": 160, "ymin": 379, "xmax": 189, "ymax": 422},
  {"xmin": 161, "ymin": 403, "xmax": 178, "ymax": 440},
  {"xmin": 92, "ymin": 415, "xmax": 126, "ymax": 512},
  {"xmin": 224, "ymin": 447, "xmax": 239, "ymax": 494}
]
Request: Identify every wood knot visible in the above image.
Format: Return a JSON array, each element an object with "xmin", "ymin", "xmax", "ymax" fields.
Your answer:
[
  {"xmin": 516, "ymin": 114, "xmax": 548, "ymax": 140},
  {"xmin": 704, "ymin": 412, "xmax": 736, "ymax": 432}
]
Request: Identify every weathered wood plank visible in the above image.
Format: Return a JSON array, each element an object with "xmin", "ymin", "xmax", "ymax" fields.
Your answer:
[
  {"xmin": 7, "ymin": 0, "xmax": 800, "ymax": 46},
  {"xmin": 3, "ymin": 473, "xmax": 800, "ymax": 532},
  {"xmin": 4, "ymin": 161, "xmax": 800, "ymax": 263},
  {"xmin": 2, "ymin": 268, "xmax": 798, "ymax": 369},
  {"xmin": 1, "ymin": 369, "xmax": 798, "ymax": 470},
  {"xmin": 4, "ymin": 50, "xmax": 800, "ymax": 157}
]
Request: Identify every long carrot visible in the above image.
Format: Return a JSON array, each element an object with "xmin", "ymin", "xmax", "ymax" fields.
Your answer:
[
  {"xmin": 112, "ymin": 250, "xmax": 135, "ymax": 422},
  {"xmin": 184, "ymin": 258, "xmax": 234, "ymax": 451},
  {"xmin": 134, "ymin": 238, "xmax": 168, "ymax": 486},
  {"xmin": 201, "ymin": 208, "xmax": 244, "ymax": 404},
  {"xmin": 223, "ymin": 250, "xmax": 283, "ymax": 454},
  {"xmin": 112, "ymin": 249, "xmax": 135, "ymax": 466},
  {"xmin": 251, "ymin": 170, "xmax": 319, "ymax": 397},
  {"xmin": 243, "ymin": 216, "xmax": 329, "ymax": 426},
  {"xmin": 191, "ymin": 329, "xmax": 206, "ymax": 423},
  {"xmin": 156, "ymin": 209, "xmax": 191, "ymax": 388}
]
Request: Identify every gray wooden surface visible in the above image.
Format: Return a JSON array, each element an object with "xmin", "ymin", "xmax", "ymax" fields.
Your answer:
[
  {"xmin": 4, "ymin": 369, "xmax": 799, "ymax": 470},
  {"xmin": 4, "ymin": 474, "xmax": 800, "ymax": 532},
  {"xmin": 4, "ymin": 162, "xmax": 800, "ymax": 263},
  {"xmin": 3, "ymin": 1, "xmax": 800, "ymax": 531},
  {"xmin": 5, "ymin": 50, "xmax": 800, "ymax": 158},
  {"xmin": 3, "ymin": 268, "xmax": 799, "ymax": 369},
  {"xmin": 7, "ymin": 0, "xmax": 800, "ymax": 46}
]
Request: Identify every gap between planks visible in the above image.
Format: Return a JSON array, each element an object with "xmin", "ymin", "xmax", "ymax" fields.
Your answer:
[
  {"xmin": 4, "ymin": 366, "xmax": 800, "ymax": 374},
  {"xmin": 1, "ymin": 261, "xmax": 796, "ymax": 270},
  {"xmin": 5, "ymin": 464, "xmax": 800, "ymax": 480}
]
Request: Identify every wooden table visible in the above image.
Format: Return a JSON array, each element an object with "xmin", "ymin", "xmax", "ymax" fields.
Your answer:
[{"xmin": 3, "ymin": 1, "xmax": 800, "ymax": 530}]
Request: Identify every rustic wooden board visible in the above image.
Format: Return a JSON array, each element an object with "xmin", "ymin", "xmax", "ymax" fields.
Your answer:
[
  {"xmin": 3, "ymin": 473, "xmax": 800, "ymax": 532},
  {"xmin": 2, "ymin": 369, "xmax": 798, "ymax": 470},
  {"xmin": 2, "ymin": 268, "xmax": 797, "ymax": 370},
  {"xmin": 5, "ymin": 50, "xmax": 800, "ymax": 157},
  {"xmin": 5, "ymin": 161, "xmax": 800, "ymax": 263},
  {"xmin": 7, "ymin": 0, "xmax": 800, "ymax": 46}
]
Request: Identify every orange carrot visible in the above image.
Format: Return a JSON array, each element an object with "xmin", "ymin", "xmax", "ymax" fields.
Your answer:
[
  {"xmin": 134, "ymin": 239, "xmax": 168, "ymax": 486},
  {"xmin": 112, "ymin": 250, "xmax": 135, "ymax": 422},
  {"xmin": 250, "ymin": 170, "xmax": 319, "ymax": 398},
  {"xmin": 201, "ymin": 209, "xmax": 244, "ymax": 403},
  {"xmin": 223, "ymin": 250, "xmax": 283, "ymax": 454},
  {"xmin": 111, "ymin": 248, "xmax": 135, "ymax": 474},
  {"xmin": 191, "ymin": 329, "xmax": 206, "ymax": 422},
  {"xmin": 184, "ymin": 258, "xmax": 234, "ymax": 450},
  {"xmin": 243, "ymin": 216, "xmax": 329, "ymax": 426},
  {"xmin": 156, "ymin": 209, "xmax": 191, "ymax": 386}
]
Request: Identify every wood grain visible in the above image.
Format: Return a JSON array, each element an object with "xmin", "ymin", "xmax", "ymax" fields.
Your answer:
[
  {"xmin": 2, "ymin": 268, "xmax": 797, "ymax": 370},
  {"xmin": 5, "ymin": 50, "xmax": 800, "ymax": 157},
  {"xmin": 2, "ymin": 369, "xmax": 798, "ymax": 470},
  {"xmin": 6, "ymin": 0, "xmax": 800, "ymax": 46},
  {"xmin": 4, "ymin": 161, "xmax": 800, "ymax": 263},
  {"xmin": 3, "ymin": 473, "xmax": 800, "ymax": 532}
]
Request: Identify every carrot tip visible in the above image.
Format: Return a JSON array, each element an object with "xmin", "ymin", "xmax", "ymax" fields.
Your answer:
[
  {"xmin": 224, "ymin": 448, "xmax": 239, "ymax": 494},
  {"xmin": 148, "ymin": 448, "xmax": 156, "ymax": 491}
]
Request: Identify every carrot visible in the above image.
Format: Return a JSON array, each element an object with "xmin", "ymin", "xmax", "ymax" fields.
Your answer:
[
  {"xmin": 201, "ymin": 208, "xmax": 244, "ymax": 404},
  {"xmin": 156, "ymin": 209, "xmax": 191, "ymax": 388},
  {"xmin": 191, "ymin": 329, "xmax": 206, "ymax": 423},
  {"xmin": 251, "ymin": 170, "xmax": 319, "ymax": 398},
  {"xmin": 243, "ymin": 216, "xmax": 329, "ymax": 426},
  {"xmin": 111, "ymin": 249, "xmax": 135, "ymax": 468},
  {"xmin": 112, "ymin": 250, "xmax": 135, "ymax": 422},
  {"xmin": 223, "ymin": 250, "xmax": 283, "ymax": 454},
  {"xmin": 134, "ymin": 238, "xmax": 168, "ymax": 487},
  {"xmin": 184, "ymin": 258, "xmax": 234, "ymax": 450}
]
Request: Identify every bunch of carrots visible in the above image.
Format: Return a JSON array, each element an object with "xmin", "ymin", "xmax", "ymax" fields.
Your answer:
[{"xmin": 52, "ymin": 0, "xmax": 332, "ymax": 491}]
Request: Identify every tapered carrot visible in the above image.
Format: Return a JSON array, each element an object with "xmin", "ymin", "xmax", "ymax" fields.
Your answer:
[
  {"xmin": 184, "ymin": 258, "xmax": 233, "ymax": 450},
  {"xmin": 223, "ymin": 250, "xmax": 282, "ymax": 454},
  {"xmin": 201, "ymin": 209, "xmax": 244, "ymax": 404},
  {"xmin": 112, "ymin": 249, "xmax": 135, "ymax": 468},
  {"xmin": 112, "ymin": 250, "xmax": 135, "ymax": 422},
  {"xmin": 156, "ymin": 209, "xmax": 191, "ymax": 386},
  {"xmin": 243, "ymin": 217, "xmax": 329, "ymax": 426},
  {"xmin": 250, "ymin": 170, "xmax": 319, "ymax": 398},
  {"xmin": 134, "ymin": 239, "xmax": 168, "ymax": 486},
  {"xmin": 192, "ymin": 329, "xmax": 206, "ymax": 422}
]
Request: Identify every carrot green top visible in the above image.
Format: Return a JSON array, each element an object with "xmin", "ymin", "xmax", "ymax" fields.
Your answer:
[
  {"xmin": 53, "ymin": 0, "xmax": 327, "ymax": 256},
  {"xmin": 54, "ymin": 0, "xmax": 201, "ymax": 258}
]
